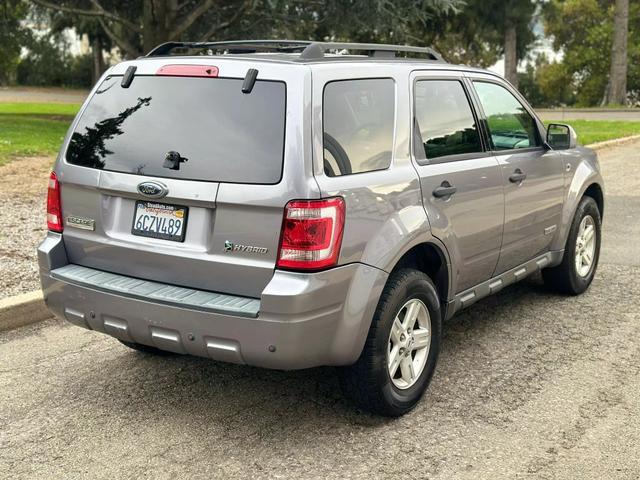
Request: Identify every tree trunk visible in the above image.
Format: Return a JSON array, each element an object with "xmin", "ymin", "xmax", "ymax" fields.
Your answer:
[
  {"xmin": 602, "ymin": 0, "xmax": 629, "ymax": 105},
  {"xmin": 504, "ymin": 22, "xmax": 518, "ymax": 88},
  {"xmin": 142, "ymin": 0, "xmax": 174, "ymax": 55},
  {"xmin": 92, "ymin": 37, "xmax": 106, "ymax": 85}
]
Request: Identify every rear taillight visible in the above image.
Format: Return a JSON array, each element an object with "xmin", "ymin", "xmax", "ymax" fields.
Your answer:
[
  {"xmin": 47, "ymin": 171, "xmax": 63, "ymax": 232},
  {"xmin": 277, "ymin": 197, "xmax": 345, "ymax": 271}
]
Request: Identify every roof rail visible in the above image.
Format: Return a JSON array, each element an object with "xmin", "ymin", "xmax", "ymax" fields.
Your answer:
[
  {"xmin": 299, "ymin": 42, "xmax": 444, "ymax": 61},
  {"xmin": 146, "ymin": 40, "xmax": 444, "ymax": 62},
  {"xmin": 146, "ymin": 40, "xmax": 312, "ymax": 57}
]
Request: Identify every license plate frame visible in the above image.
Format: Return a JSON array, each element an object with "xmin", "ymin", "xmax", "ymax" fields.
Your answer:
[{"xmin": 131, "ymin": 200, "xmax": 189, "ymax": 242}]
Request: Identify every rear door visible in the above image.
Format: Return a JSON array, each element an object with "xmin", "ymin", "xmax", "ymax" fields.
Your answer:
[
  {"xmin": 411, "ymin": 72, "xmax": 505, "ymax": 294},
  {"xmin": 469, "ymin": 77, "xmax": 564, "ymax": 274},
  {"xmin": 57, "ymin": 60, "xmax": 315, "ymax": 298}
]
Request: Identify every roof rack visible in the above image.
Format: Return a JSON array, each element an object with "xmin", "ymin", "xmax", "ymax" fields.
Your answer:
[
  {"xmin": 146, "ymin": 40, "xmax": 444, "ymax": 62},
  {"xmin": 146, "ymin": 40, "xmax": 312, "ymax": 57},
  {"xmin": 299, "ymin": 42, "xmax": 444, "ymax": 61}
]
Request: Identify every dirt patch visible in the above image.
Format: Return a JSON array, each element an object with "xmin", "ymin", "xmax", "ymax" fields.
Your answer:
[{"xmin": 0, "ymin": 156, "xmax": 54, "ymax": 299}]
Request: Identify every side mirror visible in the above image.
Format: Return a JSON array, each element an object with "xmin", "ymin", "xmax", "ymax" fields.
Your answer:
[{"xmin": 546, "ymin": 123, "xmax": 578, "ymax": 150}]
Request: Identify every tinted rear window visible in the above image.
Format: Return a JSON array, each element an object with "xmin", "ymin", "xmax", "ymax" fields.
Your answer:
[
  {"xmin": 66, "ymin": 75, "xmax": 286, "ymax": 184},
  {"xmin": 323, "ymin": 79, "xmax": 395, "ymax": 176}
]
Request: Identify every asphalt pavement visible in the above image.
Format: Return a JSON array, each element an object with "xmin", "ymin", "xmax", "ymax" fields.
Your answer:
[{"xmin": 1, "ymin": 141, "xmax": 639, "ymax": 479}]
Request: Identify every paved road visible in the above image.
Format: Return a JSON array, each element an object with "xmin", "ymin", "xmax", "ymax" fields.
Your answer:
[
  {"xmin": 0, "ymin": 87, "xmax": 88, "ymax": 104},
  {"xmin": 1, "ymin": 142, "xmax": 639, "ymax": 480},
  {"xmin": 537, "ymin": 108, "xmax": 640, "ymax": 122}
]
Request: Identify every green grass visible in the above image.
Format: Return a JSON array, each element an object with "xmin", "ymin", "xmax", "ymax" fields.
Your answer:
[
  {"xmin": 0, "ymin": 102, "xmax": 80, "ymax": 166},
  {"xmin": 0, "ymin": 102, "xmax": 80, "ymax": 116},
  {"xmin": 0, "ymin": 115, "xmax": 72, "ymax": 165},
  {"xmin": 546, "ymin": 120, "xmax": 640, "ymax": 145}
]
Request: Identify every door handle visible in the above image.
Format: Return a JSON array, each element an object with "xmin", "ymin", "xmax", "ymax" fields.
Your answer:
[
  {"xmin": 509, "ymin": 169, "xmax": 527, "ymax": 183},
  {"xmin": 433, "ymin": 182, "xmax": 457, "ymax": 198}
]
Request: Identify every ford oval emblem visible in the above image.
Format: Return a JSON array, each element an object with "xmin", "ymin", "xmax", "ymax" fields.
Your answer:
[{"xmin": 137, "ymin": 181, "xmax": 168, "ymax": 199}]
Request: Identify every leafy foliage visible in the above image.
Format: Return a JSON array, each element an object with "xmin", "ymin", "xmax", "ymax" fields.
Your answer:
[
  {"xmin": 17, "ymin": 33, "xmax": 92, "ymax": 87},
  {"xmin": 30, "ymin": 0, "xmax": 463, "ymax": 58},
  {"xmin": 543, "ymin": 0, "xmax": 639, "ymax": 106},
  {"xmin": 518, "ymin": 56, "xmax": 575, "ymax": 106},
  {"xmin": 0, "ymin": 0, "xmax": 31, "ymax": 85}
]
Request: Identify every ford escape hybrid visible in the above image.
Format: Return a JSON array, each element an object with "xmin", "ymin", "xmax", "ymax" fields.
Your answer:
[{"xmin": 39, "ymin": 40, "xmax": 604, "ymax": 416}]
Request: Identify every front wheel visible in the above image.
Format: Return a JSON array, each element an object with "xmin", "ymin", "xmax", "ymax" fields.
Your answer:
[
  {"xmin": 543, "ymin": 196, "xmax": 601, "ymax": 295},
  {"xmin": 338, "ymin": 269, "xmax": 441, "ymax": 416}
]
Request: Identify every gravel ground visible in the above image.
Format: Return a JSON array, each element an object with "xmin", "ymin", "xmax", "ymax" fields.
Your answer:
[
  {"xmin": 0, "ymin": 141, "xmax": 638, "ymax": 479},
  {"xmin": 0, "ymin": 157, "xmax": 51, "ymax": 299}
]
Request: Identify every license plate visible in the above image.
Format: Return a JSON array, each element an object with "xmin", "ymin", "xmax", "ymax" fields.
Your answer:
[{"xmin": 132, "ymin": 201, "xmax": 188, "ymax": 242}]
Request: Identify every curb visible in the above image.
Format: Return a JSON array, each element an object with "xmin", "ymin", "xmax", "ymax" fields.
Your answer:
[
  {"xmin": 586, "ymin": 134, "xmax": 640, "ymax": 151},
  {"xmin": 0, "ymin": 290, "xmax": 50, "ymax": 332}
]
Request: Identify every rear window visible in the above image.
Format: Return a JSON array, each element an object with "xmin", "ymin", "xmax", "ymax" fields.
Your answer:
[
  {"xmin": 66, "ymin": 75, "xmax": 286, "ymax": 184},
  {"xmin": 323, "ymin": 79, "xmax": 395, "ymax": 176}
]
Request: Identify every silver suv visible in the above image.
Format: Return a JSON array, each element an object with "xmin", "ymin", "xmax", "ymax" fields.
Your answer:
[{"xmin": 38, "ymin": 41, "xmax": 604, "ymax": 416}]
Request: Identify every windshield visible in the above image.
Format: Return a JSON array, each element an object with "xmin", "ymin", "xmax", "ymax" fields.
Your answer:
[{"xmin": 66, "ymin": 75, "xmax": 286, "ymax": 184}]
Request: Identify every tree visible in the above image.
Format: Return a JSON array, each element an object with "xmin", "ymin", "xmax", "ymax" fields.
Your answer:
[
  {"xmin": 0, "ymin": 0, "xmax": 30, "ymax": 85},
  {"xmin": 544, "ymin": 0, "xmax": 639, "ymax": 106},
  {"xmin": 412, "ymin": 0, "xmax": 538, "ymax": 84},
  {"xmin": 602, "ymin": 0, "xmax": 629, "ymax": 105},
  {"xmin": 35, "ymin": 10, "xmax": 114, "ymax": 84},
  {"xmin": 29, "ymin": 0, "xmax": 463, "ymax": 59},
  {"xmin": 17, "ymin": 32, "xmax": 93, "ymax": 87},
  {"xmin": 498, "ymin": 0, "xmax": 538, "ymax": 88},
  {"xmin": 29, "ymin": 0, "xmax": 249, "ymax": 57}
]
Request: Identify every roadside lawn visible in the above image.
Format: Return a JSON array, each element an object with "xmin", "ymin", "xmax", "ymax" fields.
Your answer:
[
  {"xmin": 1, "ymin": 101, "xmax": 640, "ymax": 166},
  {"xmin": 0, "ymin": 103, "xmax": 79, "ymax": 166},
  {"xmin": 546, "ymin": 119, "xmax": 640, "ymax": 145}
]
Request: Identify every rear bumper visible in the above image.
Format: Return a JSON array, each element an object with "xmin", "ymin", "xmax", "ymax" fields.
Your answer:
[{"xmin": 38, "ymin": 233, "xmax": 387, "ymax": 369}]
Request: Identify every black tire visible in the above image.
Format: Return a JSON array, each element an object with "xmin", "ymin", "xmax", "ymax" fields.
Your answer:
[
  {"xmin": 542, "ymin": 196, "xmax": 601, "ymax": 295},
  {"xmin": 338, "ymin": 268, "xmax": 441, "ymax": 416},
  {"xmin": 118, "ymin": 340, "xmax": 175, "ymax": 356}
]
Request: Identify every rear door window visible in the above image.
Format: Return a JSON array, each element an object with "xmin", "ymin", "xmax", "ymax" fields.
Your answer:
[
  {"xmin": 66, "ymin": 75, "xmax": 286, "ymax": 184},
  {"xmin": 473, "ymin": 81, "xmax": 541, "ymax": 150},
  {"xmin": 323, "ymin": 79, "xmax": 395, "ymax": 176},
  {"xmin": 414, "ymin": 79, "xmax": 483, "ymax": 161}
]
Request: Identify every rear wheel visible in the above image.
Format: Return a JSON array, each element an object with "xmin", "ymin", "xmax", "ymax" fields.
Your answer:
[
  {"xmin": 118, "ymin": 340, "xmax": 174, "ymax": 356},
  {"xmin": 339, "ymin": 269, "xmax": 441, "ymax": 416},
  {"xmin": 543, "ymin": 196, "xmax": 601, "ymax": 295}
]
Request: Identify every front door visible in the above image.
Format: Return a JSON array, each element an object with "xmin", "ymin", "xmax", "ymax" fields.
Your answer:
[
  {"xmin": 470, "ymin": 79, "xmax": 565, "ymax": 274},
  {"xmin": 412, "ymin": 73, "xmax": 505, "ymax": 294}
]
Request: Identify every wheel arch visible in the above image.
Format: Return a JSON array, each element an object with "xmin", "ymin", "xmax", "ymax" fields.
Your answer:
[
  {"xmin": 583, "ymin": 182, "xmax": 604, "ymax": 219},
  {"xmin": 388, "ymin": 240, "xmax": 451, "ymax": 305},
  {"xmin": 552, "ymin": 161, "xmax": 605, "ymax": 252}
]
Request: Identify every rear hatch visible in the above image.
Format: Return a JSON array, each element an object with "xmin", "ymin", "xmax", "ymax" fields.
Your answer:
[{"xmin": 57, "ymin": 60, "xmax": 311, "ymax": 298}]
